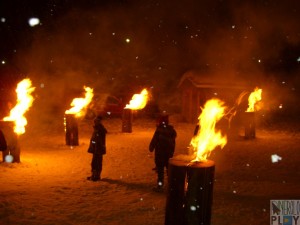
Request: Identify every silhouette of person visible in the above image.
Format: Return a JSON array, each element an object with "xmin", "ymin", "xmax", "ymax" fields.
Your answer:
[
  {"xmin": 149, "ymin": 115, "xmax": 177, "ymax": 190},
  {"xmin": 87, "ymin": 116, "xmax": 107, "ymax": 181}
]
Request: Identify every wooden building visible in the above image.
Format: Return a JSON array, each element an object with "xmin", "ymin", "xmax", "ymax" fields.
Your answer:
[{"xmin": 178, "ymin": 70, "xmax": 254, "ymax": 123}]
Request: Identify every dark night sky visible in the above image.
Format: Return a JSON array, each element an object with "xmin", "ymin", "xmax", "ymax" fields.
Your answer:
[{"xmin": 0, "ymin": 0, "xmax": 300, "ymax": 110}]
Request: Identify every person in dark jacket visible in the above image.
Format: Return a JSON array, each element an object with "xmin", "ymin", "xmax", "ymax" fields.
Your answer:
[
  {"xmin": 87, "ymin": 116, "xmax": 107, "ymax": 181},
  {"xmin": 149, "ymin": 115, "xmax": 177, "ymax": 190}
]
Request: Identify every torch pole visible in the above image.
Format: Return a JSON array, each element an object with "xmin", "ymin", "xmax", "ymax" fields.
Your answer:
[
  {"xmin": 165, "ymin": 158, "xmax": 215, "ymax": 225},
  {"xmin": 243, "ymin": 112, "xmax": 256, "ymax": 139},
  {"xmin": 0, "ymin": 121, "xmax": 20, "ymax": 163},
  {"xmin": 122, "ymin": 108, "xmax": 133, "ymax": 133},
  {"xmin": 64, "ymin": 114, "xmax": 79, "ymax": 146}
]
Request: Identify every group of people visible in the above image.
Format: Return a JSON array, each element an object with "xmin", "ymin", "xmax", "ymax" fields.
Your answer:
[{"xmin": 87, "ymin": 114, "xmax": 177, "ymax": 191}]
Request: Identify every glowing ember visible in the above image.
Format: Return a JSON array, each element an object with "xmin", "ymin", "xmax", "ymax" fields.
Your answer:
[
  {"xmin": 3, "ymin": 78, "xmax": 35, "ymax": 135},
  {"xmin": 246, "ymin": 87, "xmax": 262, "ymax": 112},
  {"xmin": 190, "ymin": 98, "xmax": 227, "ymax": 162},
  {"xmin": 65, "ymin": 86, "xmax": 94, "ymax": 117},
  {"xmin": 125, "ymin": 88, "xmax": 149, "ymax": 110}
]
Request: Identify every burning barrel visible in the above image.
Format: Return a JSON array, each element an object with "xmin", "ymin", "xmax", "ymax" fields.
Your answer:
[
  {"xmin": 64, "ymin": 86, "xmax": 94, "ymax": 146},
  {"xmin": 122, "ymin": 88, "xmax": 149, "ymax": 133},
  {"xmin": 242, "ymin": 87, "xmax": 262, "ymax": 139},
  {"xmin": 122, "ymin": 108, "xmax": 133, "ymax": 133},
  {"xmin": 165, "ymin": 158, "xmax": 215, "ymax": 225},
  {"xmin": 0, "ymin": 120, "xmax": 20, "ymax": 163},
  {"xmin": 64, "ymin": 114, "xmax": 79, "ymax": 146},
  {"xmin": 243, "ymin": 111, "xmax": 256, "ymax": 139},
  {"xmin": 165, "ymin": 98, "xmax": 227, "ymax": 225}
]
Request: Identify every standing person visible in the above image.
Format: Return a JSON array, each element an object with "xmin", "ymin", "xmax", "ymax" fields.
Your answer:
[
  {"xmin": 149, "ymin": 114, "xmax": 177, "ymax": 190},
  {"xmin": 87, "ymin": 116, "xmax": 107, "ymax": 182}
]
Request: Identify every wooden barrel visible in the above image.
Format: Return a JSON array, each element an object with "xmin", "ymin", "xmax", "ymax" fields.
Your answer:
[
  {"xmin": 0, "ymin": 120, "xmax": 20, "ymax": 163},
  {"xmin": 122, "ymin": 108, "xmax": 132, "ymax": 133},
  {"xmin": 243, "ymin": 112, "xmax": 256, "ymax": 139},
  {"xmin": 64, "ymin": 114, "xmax": 79, "ymax": 146},
  {"xmin": 165, "ymin": 158, "xmax": 215, "ymax": 225}
]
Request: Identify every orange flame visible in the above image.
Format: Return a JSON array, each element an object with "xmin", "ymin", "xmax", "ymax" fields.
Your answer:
[
  {"xmin": 65, "ymin": 86, "xmax": 93, "ymax": 117},
  {"xmin": 190, "ymin": 99, "xmax": 227, "ymax": 162},
  {"xmin": 125, "ymin": 88, "xmax": 149, "ymax": 110},
  {"xmin": 3, "ymin": 78, "xmax": 35, "ymax": 135},
  {"xmin": 246, "ymin": 87, "xmax": 262, "ymax": 112}
]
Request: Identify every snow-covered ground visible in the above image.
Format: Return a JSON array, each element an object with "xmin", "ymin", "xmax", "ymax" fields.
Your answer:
[{"xmin": 0, "ymin": 116, "xmax": 299, "ymax": 225}]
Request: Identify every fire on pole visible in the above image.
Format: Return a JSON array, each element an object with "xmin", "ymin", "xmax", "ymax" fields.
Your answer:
[{"xmin": 165, "ymin": 158, "xmax": 215, "ymax": 225}]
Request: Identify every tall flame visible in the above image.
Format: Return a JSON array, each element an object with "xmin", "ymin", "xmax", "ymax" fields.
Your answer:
[
  {"xmin": 125, "ymin": 88, "xmax": 149, "ymax": 110},
  {"xmin": 3, "ymin": 78, "xmax": 35, "ymax": 135},
  {"xmin": 65, "ymin": 86, "xmax": 94, "ymax": 117},
  {"xmin": 246, "ymin": 87, "xmax": 262, "ymax": 112},
  {"xmin": 190, "ymin": 99, "xmax": 227, "ymax": 162}
]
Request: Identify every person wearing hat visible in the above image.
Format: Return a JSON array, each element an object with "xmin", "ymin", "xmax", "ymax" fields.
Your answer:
[
  {"xmin": 87, "ymin": 116, "xmax": 107, "ymax": 181},
  {"xmin": 149, "ymin": 114, "xmax": 177, "ymax": 191}
]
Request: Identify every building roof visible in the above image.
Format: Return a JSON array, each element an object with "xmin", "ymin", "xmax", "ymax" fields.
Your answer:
[{"xmin": 178, "ymin": 69, "xmax": 254, "ymax": 90}]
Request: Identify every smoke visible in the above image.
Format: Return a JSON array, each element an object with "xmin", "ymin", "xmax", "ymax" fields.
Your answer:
[{"xmin": 9, "ymin": 0, "xmax": 299, "ymax": 128}]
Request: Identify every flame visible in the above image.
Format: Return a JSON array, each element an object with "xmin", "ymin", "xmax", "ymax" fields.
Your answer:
[
  {"xmin": 125, "ymin": 88, "xmax": 149, "ymax": 110},
  {"xmin": 190, "ymin": 99, "xmax": 227, "ymax": 162},
  {"xmin": 3, "ymin": 78, "xmax": 35, "ymax": 135},
  {"xmin": 65, "ymin": 86, "xmax": 94, "ymax": 117},
  {"xmin": 246, "ymin": 87, "xmax": 262, "ymax": 112}
]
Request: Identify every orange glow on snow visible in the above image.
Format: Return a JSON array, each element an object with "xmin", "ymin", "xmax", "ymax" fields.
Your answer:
[
  {"xmin": 246, "ymin": 87, "xmax": 262, "ymax": 112},
  {"xmin": 3, "ymin": 78, "xmax": 35, "ymax": 135},
  {"xmin": 125, "ymin": 88, "xmax": 149, "ymax": 110},
  {"xmin": 65, "ymin": 86, "xmax": 93, "ymax": 117},
  {"xmin": 190, "ymin": 99, "xmax": 227, "ymax": 162}
]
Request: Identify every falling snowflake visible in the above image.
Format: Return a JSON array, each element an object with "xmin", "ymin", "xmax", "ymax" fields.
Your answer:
[
  {"xmin": 28, "ymin": 18, "xmax": 40, "ymax": 27},
  {"xmin": 271, "ymin": 154, "xmax": 282, "ymax": 163},
  {"xmin": 190, "ymin": 205, "xmax": 197, "ymax": 211},
  {"xmin": 5, "ymin": 154, "xmax": 14, "ymax": 163}
]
